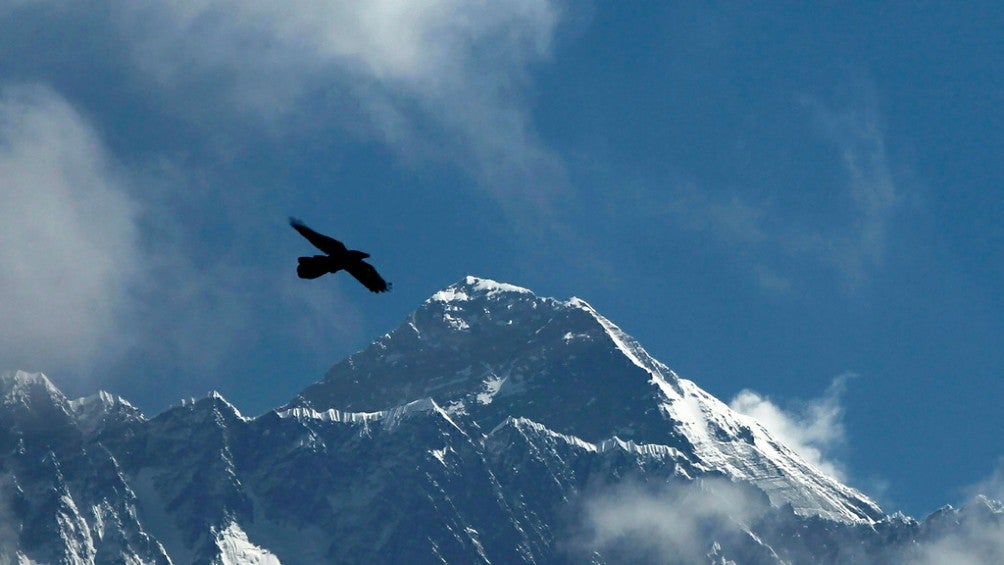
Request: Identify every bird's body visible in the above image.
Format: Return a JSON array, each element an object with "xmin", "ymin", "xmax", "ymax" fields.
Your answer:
[{"xmin": 290, "ymin": 218, "xmax": 391, "ymax": 293}]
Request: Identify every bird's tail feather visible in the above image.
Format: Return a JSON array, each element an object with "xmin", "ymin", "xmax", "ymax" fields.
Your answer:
[{"xmin": 296, "ymin": 256, "xmax": 328, "ymax": 279}]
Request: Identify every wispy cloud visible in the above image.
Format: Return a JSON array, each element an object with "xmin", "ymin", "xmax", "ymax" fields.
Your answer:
[
  {"xmin": 111, "ymin": 0, "xmax": 567, "ymax": 213},
  {"xmin": 798, "ymin": 93, "xmax": 903, "ymax": 288},
  {"xmin": 729, "ymin": 374, "xmax": 852, "ymax": 481},
  {"xmin": 0, "ymin": 84, "xmax": 140, "ymax": 373},
  {"xmin": 575, "ymin": 478, "xmax": 769, "ymax": 563},
  {"xmin": 647, "ymin": 89, "xmax": 905, "ymax": 293}
]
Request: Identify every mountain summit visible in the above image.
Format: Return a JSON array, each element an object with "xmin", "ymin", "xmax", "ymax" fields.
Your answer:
[{"xmin": 293, "ymin": 276, "xmax": 880, "ymax": 523}]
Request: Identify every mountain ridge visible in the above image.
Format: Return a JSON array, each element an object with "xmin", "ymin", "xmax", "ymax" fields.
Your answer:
[{"xmin": 0, "ymin": 278, "xmax": 1001, "ymax": 563}]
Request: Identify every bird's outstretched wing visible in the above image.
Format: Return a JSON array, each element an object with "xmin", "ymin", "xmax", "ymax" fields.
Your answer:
[
  {"xmin": 289, "ymin": 218, "xmax": 347, "ymax": 255},
  {"xmin": 345, "ymin": 260, "xmax": 391, "ymax": 293}
]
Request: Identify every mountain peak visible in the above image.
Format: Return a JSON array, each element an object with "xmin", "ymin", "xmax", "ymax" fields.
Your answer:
[
  {"xmin": 429, "ymin": 275, "xmax": 535, "ymax": 303},
  {"xmin": 292, "ymin": 277, "xmax": 883, "ymax": 523},
  {"xmin": 1, "ymin": 369, "xmax": 67, "ymax": 409},
  {"xmin": 189, "ymin": 390, "xmax": 249, "ymax": 422},
  {"xmin": 1, "ymin": 369, "xmax": 58, "ymax": 393},
  {"xmin": 68, "ymin": 391, "xmax": 145, "ymax": 438}
]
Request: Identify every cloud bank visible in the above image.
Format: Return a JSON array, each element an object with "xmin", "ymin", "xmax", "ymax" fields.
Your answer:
[{"xmin": 0, "ymin": 85, "xmax": 140, "ymax": 373}]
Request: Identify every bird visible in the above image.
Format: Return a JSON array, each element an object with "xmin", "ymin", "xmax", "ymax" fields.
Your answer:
[{"xmin": 289, "ymin": 217, "xmax": 391, "ymax": 293}]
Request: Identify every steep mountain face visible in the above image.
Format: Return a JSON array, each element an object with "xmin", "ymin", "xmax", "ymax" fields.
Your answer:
[
  {"xmin": 292, "ymin": 276, "xmax": 880, "ymax": 524},
  {"xmin": 1, "ymin": 278, "xmax": 1001, "ymax": 563},
  {"xmin": 0, "ymin": 371, "xmax": 169, "ymax": 564}
]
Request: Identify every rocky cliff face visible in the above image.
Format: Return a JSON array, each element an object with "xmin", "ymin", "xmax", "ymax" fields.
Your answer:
[{"xmin": 0, "ymin": 278, "xmax": 1000, "ymax": 563}]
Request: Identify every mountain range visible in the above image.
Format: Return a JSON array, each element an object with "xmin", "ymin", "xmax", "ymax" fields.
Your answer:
[{"xmin": 1, "ymin": 276, "xmax": 1000, "ymax": 563}]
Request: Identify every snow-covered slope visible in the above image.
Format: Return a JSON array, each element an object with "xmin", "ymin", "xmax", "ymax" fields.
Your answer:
[
  {"xmin": 0, "ymin": 370, "xmax": 169, "ymax": 564},
  {"xmin": 1, "ymin": 279, "xmax": 1001, "ymax": 563},
  {"xmin": 293, "ymin": 276, "xmax": 881, "ymax": 523}
]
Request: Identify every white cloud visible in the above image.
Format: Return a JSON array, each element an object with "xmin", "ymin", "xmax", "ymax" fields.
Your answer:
[
  {"xmin": 113, "ymin": 0, "xmax": 566, "ymax": 210},
  {"xmin": 577, "ymin": 478, "xmax": 768, "ymax": 563},
  {"xmin": 119, "ymin": 1, "xmax": 556, "ymax": 88},
  {"xmin": 0, "ymin": 85, "xmax": 140, "ymax": 372},
  {"xmin": 729, "ymin": 375, "xmax": 851, "ymax": 481}
]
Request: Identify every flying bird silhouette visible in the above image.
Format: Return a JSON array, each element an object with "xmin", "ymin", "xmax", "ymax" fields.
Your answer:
[{"xmin": 289, "ymin": 218, "xmax": 391, "ymax": 293}]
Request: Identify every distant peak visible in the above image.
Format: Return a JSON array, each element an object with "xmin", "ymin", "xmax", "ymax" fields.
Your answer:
[
  {"xmin": 429, "ymin": 276, "xmax": 535, "ymax": 303},
  {"xmin": 202, "ymin": 390, "xmax": 249, "ymax": 421},
  {"xmin": 2, "ymin": 369, "xmax": 53, "ymax": 385},
  {"xmin": 1, "ymin": 369, "xmax": 60, "ymax": 396},
  {"xmin": 0, "ymin": 370, "xmax": 71, "ymax": 417}
]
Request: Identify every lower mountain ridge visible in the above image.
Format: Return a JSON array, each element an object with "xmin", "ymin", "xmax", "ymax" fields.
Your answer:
[{"xmin": 1, "ymin": 277, "xmax": 1001, "ymax": 564}]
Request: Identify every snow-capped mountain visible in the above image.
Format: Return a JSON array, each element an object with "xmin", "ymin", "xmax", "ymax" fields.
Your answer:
[
  {"xmin": 1, "ymin": 277, "xmax": 1001, "ymax": 563},
  {"xmin": 292, "ymin": 276, "xmax": 880, "ymax": 523}
]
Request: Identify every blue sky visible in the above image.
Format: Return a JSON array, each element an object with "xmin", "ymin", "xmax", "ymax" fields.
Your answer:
[{"xmin": 1, "ymin": 2, "xmax": 1001, "ymax": 518}]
